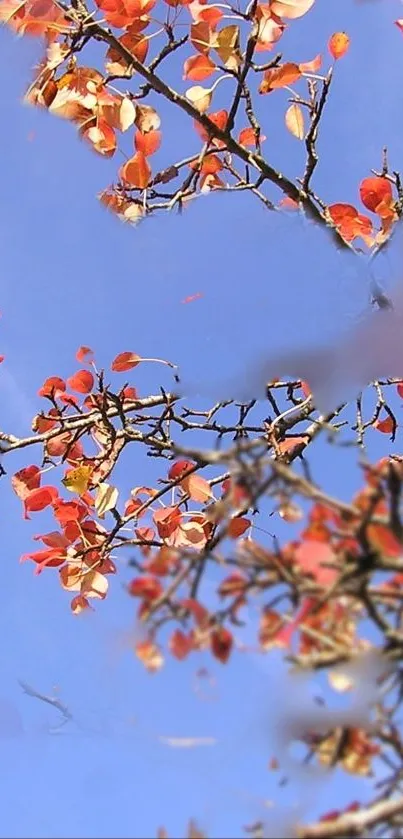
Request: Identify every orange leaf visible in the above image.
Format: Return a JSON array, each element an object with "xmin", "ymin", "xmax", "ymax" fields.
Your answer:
[
  {"xmin": 120, "ymin": 151, "xmax": 151, "ymax": 188},
  {"xmin": 153, "ymin": 506, "xmax": 182, "ymax": 540},
  {"xmin": 299, "ymin": 53, "xmax": 321, "ymax": 72},
  {"xmin": 180, "ymin": 474, "xmax": 213, "ymax": 503},
  {"xmin": 238, "ymin": 126, "xmax": 266, "ymax": 147},
  {"xmin": 66, "ymin": 369, "xmax": 94, "ymax": 394},
  {"xmin": 359, "ymin": 177, "xmax": 393, "ymax": 214},
  {"xmin": 76, "ymin": 345, "xmax": 94, "ymax": 363},
  {"xmin": 373, "ymin": 416, "xmax": 395, "ymax": 435},
  {"xmin": 134, "ymin": 129, "xmax": 161, "ymax": 155},
  {"xmin": 259, "ymin": 62, "xmax": 301, "ymax": 94},
  {"xmin": 82, "ymin": 118, "xmax": 117, "ymax": 158},
  {"xmin": 183, "ymin": 53, "xmax": 216, "ymax": 81},
  {"xmin": 71, "ymin": 595, "xmax": 92, "ymax": 615},
  {"xmin": 328, "ymin": 31, "xmax": 350, "ymax": 60},
  {"xmin": 227, "ymin": 517, "xmax": 251, "ymax": 538},
  {"xmin": 191, "ymin": 21, "xmax": 214, "ymax": 54},
  {"xmin": 111, "ymin": 351, "xmax": 141, "ymax": 372}
]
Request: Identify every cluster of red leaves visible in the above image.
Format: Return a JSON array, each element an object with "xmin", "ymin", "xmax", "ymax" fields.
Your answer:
[
  {"xmin": 328, "ymin": 176, "xmax": 397, "ymax": 245},
  {"xmin": 10, "ymin": 346, "xmax": 403, "ymax": 684}
]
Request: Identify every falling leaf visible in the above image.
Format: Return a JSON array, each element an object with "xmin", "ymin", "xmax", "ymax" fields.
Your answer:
[
  {"xmin": 328, "ymin": 31, "xmax": 350, "ymax": 60},
  {"xmin": 285, "ymin": 103, "xmax": 304, "ymax": 139},
  {"xmin": 62, "ymin": 465, "xmax": 93, "ymax": 496},
  {"xmin": 94, "ymin": 482, "xmax": 119, "ymax": 518},
  {"xmin": 181, "ymin": 292, "xmax": 203, "ymax": 303}
]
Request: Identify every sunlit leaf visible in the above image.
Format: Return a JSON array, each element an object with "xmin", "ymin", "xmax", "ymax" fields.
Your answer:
[
  {"xmin": 285, "ymin": 103, "xmax": 304, "ymax": 139},
  {"xmin": 94, "ymin": 482, "xmax": 119, "ymax": 518}
]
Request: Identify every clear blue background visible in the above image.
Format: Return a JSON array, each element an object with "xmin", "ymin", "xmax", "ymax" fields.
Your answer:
[{"xmin": 0, "ymin": 0, "xmax": 403, "ymax": 835}]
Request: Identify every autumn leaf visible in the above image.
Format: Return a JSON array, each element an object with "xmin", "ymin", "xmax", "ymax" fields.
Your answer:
[
  {"xmin": 120, "ymin": 151, "xmax": 151, "ymax": 188},
  {"xmin": 111, "ymin": 351, "xmax": 141, "ymax": 372},
  {"xmin": 359, "ymin": 176, "xmax": 393, "ymax": 213},
  {"xmin": 135, "ymin": 104, "xmax": 161, "ymax": 133},
  {"xmin": 180, "ymin": 473, "xmax": 213, "ymax": 503},
  {"xmin": 76, "ymin": 345, "xmax": 94, "ymax": 363},
  {"xmin": 66, "ymin": 369, "xmax": 94, "ymax": 394},
  {"xmin": 299, "ymin": 54, "xmax": 321, "ymax": 73},
  {"xmin": 259, "ymin": 62, "xmax": 301, "ymax": 94},
  {"xmin": 23, "ymin": 486, "xmax": 59, "ymax": 519},
  {"xmin": 168, "ymin": 460, "xmax": 196, "ymax": 480},
  {"xmin": 214, "ymin": 24, "xmax": 240, "ymax": 69},
  {"xmin": 211, "ymin": 626, "xmax": 233, "ymax": 663},
  {"xmin": 373, "ymin": 415, "xmax": 395, "ymax": 436},
  {"xmin": 191, "ymin": 21, "xmax": 215, "ymax": 54},
  {"xmin": 183, "ymin": 54, "xmax": 216, "ymax": 81},
  {"xmin": 94, "ymin": 482, "xmax": 119, "ymax": 518},
  {"xmin": 285, "ymin": 103, "xmax": 304, "ymax": 139},
  {"xmin": 185, "ymin": 84, "xmax": 213, "ymax": 113},
  {"xmin": 62, "ymin": 465, "xmax": 93, "ymax": 496},
  {"xmin": 134, "ymin": 129, "xmax": 161, "ymax": 155},
  {"xmin": 270, "ymin": 0, "xmax": 315, "ymax": 18},
  {"xmin": 135, "ymin": 639, "xmax": 164, "ymax": 671},
  {"xmin": 238, "ymin": 126, "xmax": 266, "ymax": 147},
  {"xmin": 12, "ymin": 465, "xmax": 41, "ymax": 500},
  {"xmin": 169, "ymin": 629, "xmax": 193, "ymax": 659},
  {"xmin": 227, "ymin": 517, "xmax": 251, "ymax": 538},
  {"xmin": 328, "ymin": 32, "xmax": 350, "ymax": 60}
]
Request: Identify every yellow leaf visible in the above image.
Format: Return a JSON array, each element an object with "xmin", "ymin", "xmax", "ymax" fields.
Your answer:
[
  {"xmin": 214, "ymin": 25, "xmax": 241, "ymax": 69},
  {"xmin": 62, "ymin": 465, "xmax": 93, "ymax": 496},
  {"xmin": 285, "ymin": 103, "xmax": 304, "ymax": 139},
  {"xmin": 185, "ymin": 85, "xmax": 213, "ymax": 113},
  {"xmin": 95, "ymin": 482, "xmax": 119, "ymax": 518}
]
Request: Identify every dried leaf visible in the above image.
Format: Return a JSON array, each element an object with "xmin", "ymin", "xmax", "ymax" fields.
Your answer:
[
  {"xmin": 285, "ymin": 103, "xmax": 304, "ymax": 139},
  {"xmin": 185, "ymin": 84, "xmax": 212, "ymax": 113},
  {"xmin": 94, "ymin": 482, "xmax": 119, "ymax": 518}
]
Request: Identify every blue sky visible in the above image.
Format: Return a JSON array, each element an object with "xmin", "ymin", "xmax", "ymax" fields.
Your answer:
[{"xmin": 1, "ymin": 0, "xmax": 403, "ymax": 836}]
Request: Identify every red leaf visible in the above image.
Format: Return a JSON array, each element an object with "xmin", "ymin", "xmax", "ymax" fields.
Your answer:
[
  {"xmin": 153, "ymin": 506, "xmax": 182, "ymax": 539},
  {"xmin": 169, "ymin": 629, "xmax": 193, "ymax": 660},
  {"xmin": 168, "ymin": 460, "xmax": 195, "ymax": 480},
  {"xmin": 238, "ymin": 126, "xmax": 266, "ymax": 147},
  {"xmin": 12, "ymin": 465, "xmax": 41, "ymax": 500},
  {"xmin": 66, "ymin": 369, "xmax": 94, "ymax": 394},
  {"xmin": 76, "ymin": 346, "xmax": 94, "ymax": 363},
  {"xmin": 20, "ymin": 547, "xmax": 67, "ymax": 573},
  {"xmin": 211, "ymin": 626, "xmax": 233, "ymax": 663},
  {"xmin": 53, "ymin": 499, "xmax": 88, "ymax": 524},
  {"xmin": 227, "ymin": 517, "xmax": 251, "ymax": 538},
  {"xmin": 293, "ymin": 540, "xmax": 338, "ymax": 586},
  {"xmin": 111, "ymin": 351, "xmax": 141, "ymax": 372},
  {"xmin": 374, "ymin": 416, "xmax": 395, "ymax": 435},
  {"xmin": 134, "ymin": 129, "xmax": 162, "ymax": 156},
  {"xmin": 38, "ymin": 376, "xmax": 66, "ymax": 398},
  {"xmin": 218, "ymin": 571, "xmax": 247, "ymax": 597},
  {"xmin": 23, "ymin": 486, "xmax": 59, "ymax": 519},
  {"xmin": 359, "ymin": 177, "xmax": 393, "ymax": 214},
  {"xmin": 128, "ymin": 575, "xmax": 163, "ymax": 601}
]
